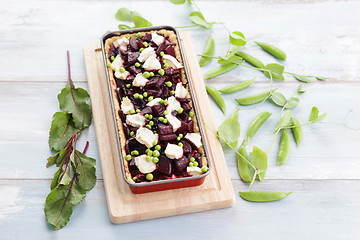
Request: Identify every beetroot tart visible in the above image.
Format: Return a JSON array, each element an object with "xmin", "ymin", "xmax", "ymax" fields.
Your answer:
[{"xmin": 101, "ymin": 26, "xmax": 210, "ymax": 193}]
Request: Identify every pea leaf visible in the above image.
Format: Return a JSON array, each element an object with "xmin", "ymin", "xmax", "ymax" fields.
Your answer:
[
  {"xmin": 188, "ymin": 11, "xmax": 212, "ymax": 29},
  {"xmin": 229, "ymin": 31, "xmax": 246, "ymax": 46},
  {"xmin": 239, "ymin": 191, "xmax": 292, "ymax": 202},
  {"xmin": 170, "ymin": 0, "xmax": 186, "ymax": 4},
  {"xmin": 297, "ymin": 83, "xmax": 306, "ymax": 94},
  {"xmin": 237, "ymin": 140, "xmax": 251, "ymax": 182},
  {"xmin": 217, "ymin": 109, "xmax": 240, "ymax": 147},
  {"xmin": 275, "ymin": 110, "xmax": 292, "ymax": 133},
  {"xmin": 250, "ymin": 146, "xmax": 268, "ymax": 181},
  {"xmin": 309, "ymin": 106, "xmax": 319, "ymax": 122},
  {"xmin": 270, "ymin": 92, "xmax": 287, "ymax": 107},
  {"xmin": 264, "ymin": 63, "xmax": 285, "ymax": 81},
  {"xmin": 199, "ymin": 35, "xmax": 215, "ymax": 67},
  {"xmin": 132, "ymin": 16, "xmax": 152, "ymax": 28},
  {"xmin": 294, "ymin": 75, "xmax": 311, "ymax": 83},
  {"xmin": 115, "ymin": 7, "xmax": 131, "ymax": 21},
  {"xmin": 58, "ymin": 81, "xmax": 92, "ymax": 130},
  {"xmin": 75, "ymin": 150, "xmax": 96, "ymax": 191},
  {"xmin": 48, "ymin": 112, "xmax": 79, "ymax": 152},
  {"xmin": 118, "ymin": 24, "xmax": 131, "ymax": 30},
  {"xmin": 285, "ymin": 96, "xmax": 300, "ymax": 109}
]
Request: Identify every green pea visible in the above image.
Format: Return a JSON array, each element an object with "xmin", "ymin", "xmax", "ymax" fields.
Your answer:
[
  {"xmin": 177, "ymin": 137, "xmax": 181, "ymax": 141},
  {"xmin": 155, "ymin": 145, "xmax": 161, "ymax": 151},
  {"xmin": 133, "ymin": 176, "xmax": 137, "ymax": 181},
  {"xmin": 189, "ymin": 162, "xmax": 194, "ymax": 167},
  {"xmin": 153, "ymin": 150, "xmax": 160, "ymax": 157},
  {"xmin": 235, "ymin": 89, "xmax": 277, "ymax": 106},
  {"xmin": 178, "ymin": 134, "xmax": 183, "ymax": 138},
  {"xmin": 153, "ymin": 130, "xmax": 157, "ymax": 134},
  {"xmin": 193, "ymin": 161, "xmax": 198, "ymax": 167},
  {"xmin": 148, "ymin": 115, "xmax": 153, "ymax": 120},
  {"xmin": 145, "ymin": 149, "xmax": 150, "ymax": 153},
  {"xmin": 133, "ymin": 93, "xmax": 140, "ymax": 99},
  {"xmin": 150, "ymin": 72, "xmax": 154, "ymax": 77},
  {"xmin": 160, "ymin": 51, "xmax": 165, "ymax": 57},
  {"xmin": 122, "ymin": 97, "xmax": 125, "ymax": 101},
  {"xmin": 160, "ymin": 99, "xmax": 164, "ymax": 104},
  {"xmin": 235, "ymin": 52, "xmax": 265, "ymax": 69},
  {"xmin": 143, "ymin": 42, "xmax": 148, "ymax": 47},
  {"xmin": 158, "ymin": 69, "xmax": 165, "ymax": 76},
  {"xmin": 126, "ymin": 84, "xmax": 131, "ymax": 88},
  {"xmin": 239, "ymin": 191, "xmax": 292, "ymax": 202},
  {"xmin": 146, "ymin": 124, "xmax": 152, "ymax": 129},
  {"xmin": 139, "ymin": 48, "xmax": 144, "ymax": 52},
  {"xmin": 163, "ymin": 60, "xmax": 167, "ymax": 64},
  {"xmin": 163, "ymin": 110, "xmax": 168, "ymax": 115},
  {"xmin": 133, "ymin": 150, "xmax": 139, "ymax": 156},
  {"xmin": 178, "ymin": 142, "xmax": 183, "ymax": 147},
  {"xmin": 143, "ymin": 72, "xmax": 150, "ymax": 78},
  {"xmin": 146, "ymin": 173, "xmax": 153, "ymax": 181},
  {"xmin": 137, "ymin": 32, "xmax": 143, "ymax": 38},
  {"xmin": 148, "ymin": 96, "xmax": 154, "ymax": 102},
  {"xmin": 149, "ymin": 121, "xmax": 154, "ymax": 126},
  {"xmin": 291, "ymin": 117, "xmax": 302, "ymax": 147},
  {"xmin": 120, "ymin": 67, "xmax": 126, "ymax": 73},
  {"xmin": 204, "ymin": 63, "xmax": 239, "ymax": 80},
  {"xmin": 146, "ymin": 156, "xmax": 151, "ymax": 162},
  {"xmin": 136, "ymin": 109, "xmax": 140, "ymax": 113},
  {"xmin": 163, "ymin": 119, "xmax": 168, "ymax": 124},
  {"xmin": 171, "ymin": 90, "xmax": 175, "ymax": 95},
  {"xmin": 219, "ymin": 78, "xmax": 255, "ymax": 94},
  {"xmin": 152, "ymin": 140, "xmax": 158, "ymax": 146},
  {"xmin": 277, "ymin": 129, "xmax": 290, "ymax": 165},
  {"xmin": 205, "ymin": 86, "xmax": 226, "ymax": 115},
  {"xmin": 110, "ymin": 56, "xmax": 115, "ymax": 61},
  {"xmin": 135, "ymin": 62, "xmax": 140, "ymax": 67},
  {"xmin": 125, "ymin": 155, "xmax": 132, "ymax": 161},
  {"xmin": 177, "ymin": 108, "xmax": 184, "ymax": 114},
  {"xmin": 254, "ymin": 41, "xmax": 287, "ymax": 61},
  {"xmin": 190, "ymin": 157, "xmax": 195, "ymax": 162},
  {"xmin": 106, "ymin": 62, "xmax": 111, "ymax": 67},
  {"xmin": 201, "ymin": 166, "xmax": 209, "ymax": 173},
  {"xmin": 158, "ymin": 117, "xmax": 164, "ymax": 122},
  {"xmin": 164, "ymin": 63, "xmax": 170, "ymax": 68},
  {"xmin": 165, "ymin": 81, "xmax": 172, "ymax": 87},
  {"xmin": 143, "ymin": 92, "xmax": 148, "ymax": 98},
  {"xmin": 147, "ymin": 150, "xmax": 153, "ymax": 156},
  {"xmin": 189, "ymin": 111, "xmax": 195, "ymax": 117},
  {"xmin": 139, "ymin": 95, "xmax": 144, "ymax": 99},
  {"xmin": 130, "ymin": 131, "xmax": 135, "ymax": 136},
  {"xmin": 246, "ymin": 112, "xmax": 272, "ymax": 144},
  {"xmin": 128, "ymin": 109, "xmax": 135, "ymax": 114},
  {"xmin": 163, "ymin": 100, "xmax": 168, "ymax": 106},
  {"xmin": 152, "ymin": 157, "xmax": 159, "ymax": 163}
]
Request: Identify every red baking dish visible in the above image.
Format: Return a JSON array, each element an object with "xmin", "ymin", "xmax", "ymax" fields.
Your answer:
[{"xmin": 101, "ymin": 26, "xmax": 211, "ymax": 194}]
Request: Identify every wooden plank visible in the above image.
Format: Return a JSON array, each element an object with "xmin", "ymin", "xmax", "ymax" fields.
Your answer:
[{"xmin": 82, "ymin": 32, "xmax": 234, "ymax": 224}]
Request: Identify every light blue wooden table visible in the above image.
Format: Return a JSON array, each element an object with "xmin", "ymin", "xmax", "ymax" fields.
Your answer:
[{"xmin": 1, "ymin": 0, "xmax": 360, "ymax": 239}]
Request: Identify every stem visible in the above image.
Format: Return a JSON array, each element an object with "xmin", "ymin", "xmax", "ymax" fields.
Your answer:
[
  {"xmin": 83, "ymin": 141, "xmax": 89, "ymax": 154},
  {"xmin": 268, "ymin": 128, "xmax": 280, "ymax": 155},
  {"xmin": 249, "ymin": 169, "xmax": 257, "ymax": 189}
]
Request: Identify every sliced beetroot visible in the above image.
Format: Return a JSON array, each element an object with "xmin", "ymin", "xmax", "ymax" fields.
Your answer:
[
  {"xmin": 151, "ymin": 104, "xmax": 165, "ymax": 116},
  {"xmin": 129, "ymin": 37, "xmax": 139, "ymax": 51},
  {"xmin": 174, "ymin": 156, "xmax": 189, "ymax": 171},
  {"xmin": 108, "ymin": 44, "xmax": 117, "ymax": 58},
  {"xmin": 164, "ymin": 45, "xmax": 176, "ymax": 58},
  {"xmin": 162, "ymin": 85, "xmax": 171, "ymax": 98},
  {"xmin": 128, "ymin": 65, "xmax": 142, "ymax": 75},
  {"xmin": 175, "ymin": 121, "xmax": 188, "ymax": 135},
  {"xmin": 141, "ymin": 106, "xmax": 152, "ymax": 115},
  {"xmin": 136, "ymin": 38, "xmax": 145, "ymax": 48},
  {"xmin": 156, "ymin": 156, "xmax": 173, "ymax": 176},
  {"xmin": 158, "ymin": 123, "xmax": 173, "ymax": 135},
  {"xmin": 176, "ymin": 97, "xmax": 191, "ymax": 103},
  {"xmin": 142, "ymin": 33, "xmax": 152, "ymax": 42},
  {"xmin": 181, "ymin": 139, "xmax": 192, "ymax": 153},
  {"xmin": 126, "ymin": 52, "xmax": 140, "ymax": 66},
  {"xmin": 187, "ymin": 120, "xmax": 194, "ymax": 132},
  {"xmin": 133, "ymin": 98, "xmax": 146, "ymax": 109},
  {"xmin": 146, "ymin": 76, "xmax": 165, "ymax": 88},
  {"xmin": 122, "ymin": 123, "xmax": 130, "ymax": 138},
  {"xmin": 115, "ymin": 88, "xmax": 123, "ymax": 102},
  {"xmin": 147, "ymin": 88, "xmax": 163, "ymax": 98},
  {"xmin": 159, "ymin": 133, "xmax": 177, "ymax": 141},
  {"xmin": 181, "ymin": 102, "xmax": 192, "ymax": 112},
  {"xmin": 118, "ymin": 110, "xmax": 126, "ymax": 122}
]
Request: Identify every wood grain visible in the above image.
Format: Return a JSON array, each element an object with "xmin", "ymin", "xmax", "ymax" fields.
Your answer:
[{"xmin": 83, "ymin": 32, "xmax": 234, "ymax": 224}]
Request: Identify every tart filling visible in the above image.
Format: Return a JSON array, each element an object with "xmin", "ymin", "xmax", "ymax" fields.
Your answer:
[{"xmin": 105, "ymin": 30, "xmax": 209, "ymax": 183}]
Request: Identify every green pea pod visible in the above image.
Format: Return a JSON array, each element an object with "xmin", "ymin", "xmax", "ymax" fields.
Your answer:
[
  {"xmin": 205, "ymin": 86, "xmax": 226, "ymax": 115},
  {"xmin": 254, "ymin": 41, "xmax": 287, "ymax": 61},
  {"xmin": 277, "ymin": 129, "xmax": 290, "ymax": 165},
  {"xmin": 250, "ymin": 146, "xmax": 268, "ymax": 181},
  {"xmin": 219, "ymin": 78, "xmax": 255, "ymax": 94},
  {"xmin": 239, "ymin": 191, "xmax": 293, "ymax": 202},
  {"xmin": 204, "ymin": 63, "xmax": 239, "ymax": 80},
  {"xmin": 237, "ymin": 140, "xmax": 251, "ymax": 182},
  {"xmin": 235, "ymin": 89, "xmax": 277, "ymax": 106},
  {"xmin": 199, "ymin": 35, "xmax": 215, "ymax": 67},
  {"xmin": 235, "ymin": 52, "xmax": 265, "ymax": 69},
  {"xmin": 291, "ymin": 117, "xmax": 302, "ymax": 147},
  {"xmin": 246, "ymin": 112, "xmax": 272, "ymax": 144}
]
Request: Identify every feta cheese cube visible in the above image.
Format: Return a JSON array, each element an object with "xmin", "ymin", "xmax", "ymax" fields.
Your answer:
[
  {"xmin": 166, "ymin": 96, "xmax": 181, "ymax": 112},
  {"xmin": 113, "ymin": 38, "xmax": 129, "ymax": 51},
  {"xmin": 135, "ymin": 127, "xmax": 159, "ymax": 148},
  {"xmin": 133, "ymin": 73, "xmax": 149, "ymax": 87},
  {"xmin": 163, "ymin": 54, "xmax": 183, "ymax": 69},
  {"xmin": 166, "ymin": 113, "xmax": 182, "ymax": 132},
  {"xmin": 151, "ymin": 32, "xmax": 164, "ymax": 46},
  {"xmin": 184, "ymin": 133, "xmax": 202, "ymax": 148},
  {"xmin": 142, "ymin": 55, "xmax": 161, "ymax": 70},
  {"xmin": 121, "ymin": 97, "xmax": 134, "ymax": 114},
  {"xmin": 138, "ymin": 47, "xmax": 156, "ymax": 63},
  {"xmin": 114, "ymin": 70, "xmax": 130, "ymax": 80},
  {"xmin": 175, "ymin": 82, "xmax": 188, "ymax": 98},
  {"xmin": 146, "ymin": 97, "xmax": 162, "ymax": 107},
  {"xmin": 165, "ymin": 143, "xmax": 183, "ymax": 159},
  {"xmin": 187, "ymin": 166, "xmax": 202, "ymax": 176},
  {"xmin": 135, "ymin": 155, "xmax": 157, "ymax": 174},
  {"xmin": 110, "ymin": 55, "xmax": 124, "ymax": 71},
  {"xmin": 126, "ymin": 113, "xmax": 146, "ymax": 128}
]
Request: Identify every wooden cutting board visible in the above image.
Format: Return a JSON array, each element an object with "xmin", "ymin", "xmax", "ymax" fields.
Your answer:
[{"xmin": 83, "ymin": 31, "xmax": 234, "ymax": 224}]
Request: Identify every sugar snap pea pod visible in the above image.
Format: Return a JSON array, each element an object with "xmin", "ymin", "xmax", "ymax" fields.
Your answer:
[
  {"xmin": 277, "ymin": 129, "xmax": 290, "ymax": 165},
  {"xmin": 246, "ymin": 112, "xmax": 272, "ymax": 144},
  {"xmin": 235, "ymin": 88, "xmax": 277, "ymax": 106},
  {"xmin": 239, "ymin": 191, "xmax": 293, "ymax": 202},
  {"xmin": 237, "ymin": 140, "xmax": 251, "ymax": 182},
  {"xmin": 204, "ymin": 63, "xmax": 239, "ymax": 80},
  {"xmin": 205, "ymin": 86, "xmax": 226, "ymax": 115},
  {"xmin": 291, "ymin": 117, "xmax": 302, "ymax": 147},
  {"xmin": 235, "ymin": 52, "xmax": 265, "ymax": 69},
  {"xmin": 254, "ymin": 41, "xmax": 287, "ymax": 61},
  {"xmin": 199, "ymin": 35, "xmax": 215, "ymax": 67},
  {"xmin": 219, "ymin": 78, "xmax": 255, "ymax": 94}
]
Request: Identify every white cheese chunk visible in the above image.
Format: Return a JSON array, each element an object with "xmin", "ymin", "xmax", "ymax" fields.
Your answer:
[
  {"xmin": 110, "ymin": 55, "xmax": 124, "ymax": 71},
  {"xmin": 165, "ymin": 143, "xmax": 183, "ymax": 159},
  {"xmin": 185, "ymin": 133, "xmax": 202, "ymax": 148},
  {"xmin": 166, "ymin": 96, "xmax": 181, "ymax": 112},
  {"xmin": 135, "ymin": 155, "xmax": 157, "ymax": 174},
  {"xmin": 138, "ymin": 47, "xmax": 156, "ymax": 63},
  {"xmin": 146, "ymin": 97, "xmax": 162, "ymax": 107},
  {"xmin": 114, "ymin": 70, "xmax": 130, "ymax": 80},
  {"xmin": 151, "ymin": 32, "xmax": 164, "ymax": 46},
  {"xmin": 121, "ymin": 97, "xmax": 134, "ymax": 114},
  {"xmin": 166, "ymin": 113, "xmax": 182, "ymax": 132},
  {"xmin": 163, "ymin": 54, "xmax": 183, "ymax": 69},
  {"xmin": 175, "ymin": 82, "xmax": 188, "ymax": 98},
  {"xmin": 113, "ymin": 38, "xmax": 129, "ymax": 51},
  {"xmin": 187, "ymin": 166, "xmax": 202, "ymax": 176},
  {"xmin": 133, "ymin": 73, "xmax": 149, "ymax": 87},
  {"xmin": 126, "ymin": 113, "xmax": 146, "ymax": 128},
  {"xmin": 135, "ymin": 127, "xmax": 159, "ymax": 148},
  {"xmin": 142, "ymin": 55, "xmax": 161, "ymax": 70}
]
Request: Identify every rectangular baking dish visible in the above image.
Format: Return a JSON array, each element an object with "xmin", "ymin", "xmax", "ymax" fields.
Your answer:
[{"xmin": 101, "ymin": 25, "xmax": 210, "ymax": 194}]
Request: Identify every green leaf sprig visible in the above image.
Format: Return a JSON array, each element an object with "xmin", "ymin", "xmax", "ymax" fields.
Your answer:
[
  {"xmin": 114, "ymin": 7, "xmax": 152, "ymax": 30},
  {"xmin": 45, "ymin": 51, "xmax": 96, "ymax": 230}
]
